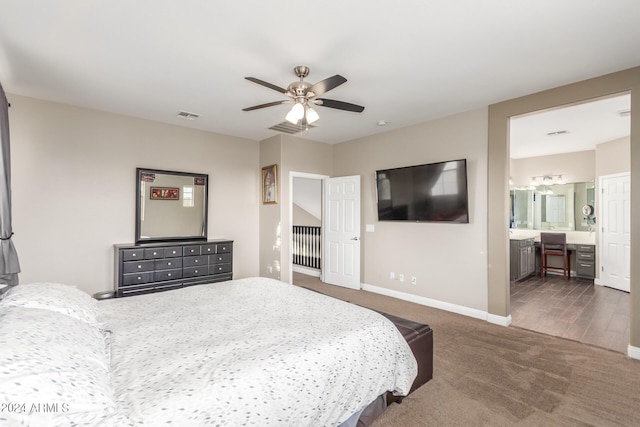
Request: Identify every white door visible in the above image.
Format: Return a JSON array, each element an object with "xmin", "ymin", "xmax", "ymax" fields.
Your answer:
[
  {"xmin": 322, "ymin": 175, "xmax": 361, "ymax": 290},
  {"xmin": 599, "ymin": 173, "xmax": 630, "ymax": 292}
]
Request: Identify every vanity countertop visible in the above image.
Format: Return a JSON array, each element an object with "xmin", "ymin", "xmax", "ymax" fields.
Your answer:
[{"xmin": 509, "ymin": 230, "xmax": 596, "ymax": 246}]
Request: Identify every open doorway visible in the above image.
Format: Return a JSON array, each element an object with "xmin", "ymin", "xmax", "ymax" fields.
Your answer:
[
  {"xmin": 508, "ymin": 93, "xmax": 631, "ymax": 353},
  {"xmin": 291, "ymin": 174, "xmax": 324, "ymax": 279}
]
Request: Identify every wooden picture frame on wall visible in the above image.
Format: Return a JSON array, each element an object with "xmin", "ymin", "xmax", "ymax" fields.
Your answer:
[
  {"xmin": 150, "ymin": 187, "xmax": 179, "ymax": 200},
  {"xmin": 262, "ymin": 164, "xmax": 278, "ymax": 204}
]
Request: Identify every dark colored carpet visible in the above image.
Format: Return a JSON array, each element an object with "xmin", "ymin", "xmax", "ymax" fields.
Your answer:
[{"xmin": 293, "ymin": 274, "xmax": 640, "ymax": 426}]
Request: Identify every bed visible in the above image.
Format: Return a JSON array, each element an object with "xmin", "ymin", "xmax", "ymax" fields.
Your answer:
[{"xmin": 0, "ymin": 277, "xmax": 418, "ymax": 426}]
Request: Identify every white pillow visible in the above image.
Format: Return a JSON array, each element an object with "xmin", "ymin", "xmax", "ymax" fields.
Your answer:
[
  {"xmin": 0, "ymin": 282, "xmax": 99, "ymax": 327},
  {"xmin": 0, "ymin": 306, "xmax": 115, "ymax": 425}
]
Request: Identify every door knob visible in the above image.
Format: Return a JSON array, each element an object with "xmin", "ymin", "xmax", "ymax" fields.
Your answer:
[{"xmin": 350, "ymin": 237, "xmax": 360, "ymax": 241}]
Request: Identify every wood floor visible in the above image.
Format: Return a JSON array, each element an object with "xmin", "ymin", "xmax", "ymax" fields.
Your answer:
[
  {"xmin": 510, "ymin": 274, "xmax": 630, "ymax": 354},
  {"xmin": 294, "ymin": 272, "xmax": 630, "ymax": 354}
]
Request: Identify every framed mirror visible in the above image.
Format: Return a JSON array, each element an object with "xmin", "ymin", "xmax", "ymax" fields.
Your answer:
[
  {"xmin": 509, "ymin": 181, "xmax": 595, "ymax": 232},
  {"xmin": 135, "ymin": 168, "xmax": 208, "ymax": 243}
]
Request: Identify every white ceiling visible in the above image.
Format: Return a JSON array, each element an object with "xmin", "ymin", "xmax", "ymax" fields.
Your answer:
[
  {"xmin": 1, "ymin": 0, "xmax": 639, "ymax": 145},
  {"xmin": 510, "ymin": 93, "xmax": 631, "ymax": 159}
]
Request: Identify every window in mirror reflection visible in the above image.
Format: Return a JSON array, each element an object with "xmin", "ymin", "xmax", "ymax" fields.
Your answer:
[{"xmin": 183, "ymin": 186, "xmax": 194, "ymax": 208}]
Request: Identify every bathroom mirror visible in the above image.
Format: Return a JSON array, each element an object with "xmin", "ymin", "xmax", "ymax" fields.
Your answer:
[
  {"xmin": 510, "ymin": 181, "xmax": 595, "ymax": 231},
  {"xmin": 135, "ymin": 168, "xmax": 208, "ymax": 243}
]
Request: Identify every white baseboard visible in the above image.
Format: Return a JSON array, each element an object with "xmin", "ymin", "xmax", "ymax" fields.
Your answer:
[
  {"xmin": 487, "ymin": 313, "xmax": 512, "ymax": 327},
  {"xmin": 362, "ymin": 282, "xmax": 491, "ymax": 322},
  {"xmin": 292, "ymin": 266, "xmax": 321, "ymax": 278},
  {"xmin": 628, "ymin": 344, "xmax": 640, "ymax": 360}
]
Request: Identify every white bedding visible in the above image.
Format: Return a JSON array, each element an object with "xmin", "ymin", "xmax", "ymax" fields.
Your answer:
[{"xmin": 98, "ymin": 277, "xmax": 417, "ymax": 426}]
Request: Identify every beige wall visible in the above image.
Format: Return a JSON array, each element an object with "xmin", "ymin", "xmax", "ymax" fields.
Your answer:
[
  {"xmin": 488, "ymin": 66, "xmax": 640, "ymax": 351},
  {"xmin": 510, "ymin": 150, "xmax": 596, "ymax": 187},
  {"xmin": 596, "ymin": 136, "xmax": 630, "ymax": 177},
  {"xmin": 280, "ymin": 135, "xmax": 333, "ymax": 283},
  {"xmin": 259, "ymin": 135, "xmax": 282, "ymax": 279},
  {"xmin": 10, "ymin": 95, "xmax": 260, "ymax": 296},
  {"xmin": 293, "ymin": 204, "xmax": 321, "ymax": 226},
  {"xmin": 259, "ymin": 134, "xmax": 333, "ymax": 282},
  {"xmin": 332, "ymin": 108, "xmax": 489, "ymax": 311}
]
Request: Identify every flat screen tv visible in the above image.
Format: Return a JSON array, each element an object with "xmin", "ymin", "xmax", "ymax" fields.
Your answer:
[{"xmin": 375, "ymin": 159, "xmax": 469, "ymax": 223}]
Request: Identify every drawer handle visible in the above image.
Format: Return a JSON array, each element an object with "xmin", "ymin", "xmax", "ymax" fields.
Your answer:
[
  {"xmin": 195, "ymin": 259, "xmax": 199, "ymax": 263},
  {"xmin": 580, "ymin": 263, "xmax": 592, "ymax": 267},
  {"xmin": 218, "ymin": 257, "xmax": 223, "ymax": 261},
  {"xmin": 132, "ymin": 253, "xmax": 137, "ymax": 257},
  {"xmin": 168, "ymin": 273, "xmax": 172, "ymax": 277},
  {"xmin": 137, "ymin": 276, "xmax": 142, "ymax": 280},
  {"xmin": 218, "ymin": 267, "xmax": 222, "ymax": 271},
  {"xmin": 153, "ymin": 252, "xmax": 157, "ymax": 256},
  {"xmin": 172, "ymin": 251, "xmax": 177, "ymax": 254},
  {"xmin": 168, "ymin": 262, "xmax": 172, "ymax": 266},
  {"xmin": 195, "ymin": 269, "xmax": 199, "ymax": 273},
  {"xmin": 137, "ymin": 265, "xmax": 142, "ymax": 269}
]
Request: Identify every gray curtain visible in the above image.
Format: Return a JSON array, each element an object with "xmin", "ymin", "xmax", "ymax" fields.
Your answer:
[{"xmin": 0, "ymin": 82, "xmax": 20, "ymax": 287}]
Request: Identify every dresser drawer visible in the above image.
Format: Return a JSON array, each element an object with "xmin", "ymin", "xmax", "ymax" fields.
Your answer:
[
  {"xmin": 210, "ymin": 263, "xmax": 232, "ymax": 274},
  {"xmin": 577, "ymin": 262, "xmax": 595, "ymax": 278},
  {"xmin": 201, "ymin": 244, "xmax": 217, "ymax": 255},
  {"xmin": 122, "ymin": 249, "xmax": 145, "ymax": 261},
  {"xmin": 154, "ymin": 269, "xmax": 182, "ymax": 282},
  {"xmin": 154, "ymin": 258, "xmax": 183, "ymax": 270},
  {"xmin": 144, "ymin": 248, "xmax": 165, "ymax": 259},
  {"xmin": 122, "ymin": 272, "xmax": 154, "ymax": 286},
  {"xmin": 209, "ymin": 253, "xmax": 232, "ymax": 264},
  {"xmin": 123, "ymin": 260, "xmax": 154, "ymax": 274},
  {"xmin": 576, "ymin": 245, "xmax": 594, "ymax": 253},
  {"xmin": 216, "ymin": 243, "xmax": 232, "ymax": 253},
  {"xmin": 577, "ymin": 251, "xmax": 595, "ymax": 261},
  {"xmin": 163, "ymin": 246, "xmax": 183, "ymax": 258},
  {"xmin": 183, "ymin": 266, "xmax": 209, "ymax": 278},
  {"xmin": 183, "ymin": 245, "xmax": 201, "ymax": 256},
  {"xmin": 184, "ymin": 255, "xmax": 208, "ymax": 268}
]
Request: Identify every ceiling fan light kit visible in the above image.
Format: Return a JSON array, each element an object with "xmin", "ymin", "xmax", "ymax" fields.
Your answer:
[{"xmin": 243, "ymin": 66, "xmax": 365, "ymax": 128}]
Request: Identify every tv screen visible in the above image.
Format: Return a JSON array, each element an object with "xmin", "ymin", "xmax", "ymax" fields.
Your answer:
[{"xmin": 376, "ymin": 159, "xmax": 469, "ymax": 223}]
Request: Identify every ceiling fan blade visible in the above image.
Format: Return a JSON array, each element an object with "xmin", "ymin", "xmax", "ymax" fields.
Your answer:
[
  {"xmin": 315, "ymin": 98, "xmax": 365, "ymax": 113},
  {"xmin": 308, "ymin": 75, "xmax": 347, "ymax": 97},
  {"xmin": 245, "ymin": 77, "xmax": 289, "ymax": 95},
  {"xmin": 242, "ymin": 100, "xmax": 291, "ymax": 112}
]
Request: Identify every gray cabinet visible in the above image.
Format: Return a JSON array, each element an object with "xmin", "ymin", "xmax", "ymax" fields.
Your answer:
[
  {"xmin": 575, "ymin": 244, "xmax": 595, "ymax": 279},
  {"xmin": 510, "ymin": 238, "xmax": 536, "ymax": 281},
  {"xmin": 114, "ymin": 240, "xmax": 233, "ymax": 297}
]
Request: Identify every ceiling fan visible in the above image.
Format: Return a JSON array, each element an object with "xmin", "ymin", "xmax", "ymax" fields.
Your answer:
[{"xmin": 242, "ymin": 66, "xmax": 365, "ymax": 126}]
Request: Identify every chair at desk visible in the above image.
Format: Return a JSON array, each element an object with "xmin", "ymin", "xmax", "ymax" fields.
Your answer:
[{"xmin": 540, "ymin": 232, "xmax": 570, "ymax": 280}]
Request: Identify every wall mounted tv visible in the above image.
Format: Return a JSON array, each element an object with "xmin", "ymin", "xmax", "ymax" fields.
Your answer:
[{"xmin": 375, "ymin": 159, "xmax": 469, "ymax": 223}]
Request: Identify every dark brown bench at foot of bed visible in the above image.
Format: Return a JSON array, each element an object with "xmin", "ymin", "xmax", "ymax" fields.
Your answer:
[{"xmin": 378, "ymin": 312, "xmax": 433, "ymax": 402}]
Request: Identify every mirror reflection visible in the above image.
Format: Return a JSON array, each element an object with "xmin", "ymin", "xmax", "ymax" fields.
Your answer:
[
  {"xmin": 136, "ymin": 168, "xmax": 208, "ymax": 243},
  {"xmin": 510, "ymin": 181, "xmax": 595, "ymax": 231}
]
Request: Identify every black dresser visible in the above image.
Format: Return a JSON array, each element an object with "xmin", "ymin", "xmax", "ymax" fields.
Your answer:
[{"xmin": 114, "ymin": 240, "xmax": 233, "ymax": 297}]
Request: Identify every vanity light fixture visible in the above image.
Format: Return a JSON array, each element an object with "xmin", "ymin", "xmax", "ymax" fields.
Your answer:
[{"xmin": 530, "ymin": 174, "xmax": 565, "ymax": 186}]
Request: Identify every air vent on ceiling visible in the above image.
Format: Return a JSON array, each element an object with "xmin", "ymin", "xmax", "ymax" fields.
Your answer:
[
  {"xmin": 269, "ymin": 122, "xmax": 316, "ymax": 135},
  {"xmin": 546, "ymin": 130, "xmax": 569, "ymax": 136},
  {"xmin": 177, "ymin": 111, "xmax": 200, "ymax": 120}
]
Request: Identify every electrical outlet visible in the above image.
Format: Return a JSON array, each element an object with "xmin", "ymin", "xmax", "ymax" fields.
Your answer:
[
  {"xmin": 411, "ymin": 276, "xmax": 417, "ymax": 285},
  {"xmin": 399, "ymin": 274, "xmax": 405, "ymax": 282},
  {"xmin": 390, "ymin": 272, "xmax": 395, "ymax": 280}
]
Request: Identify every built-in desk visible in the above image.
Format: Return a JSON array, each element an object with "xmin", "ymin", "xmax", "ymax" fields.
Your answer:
[{"xmin": 510, "ymin": 231, "xmax": 596, "ymax": 280}]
